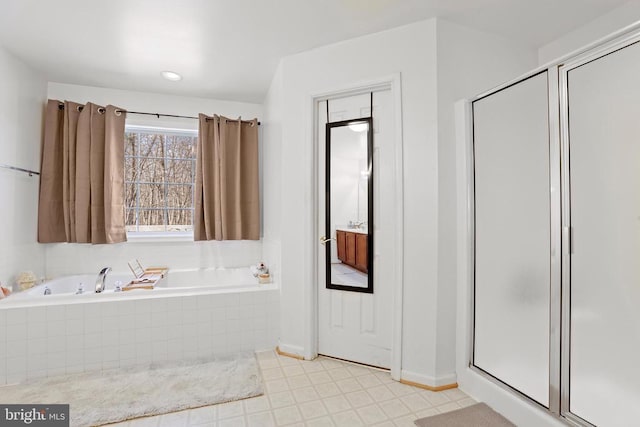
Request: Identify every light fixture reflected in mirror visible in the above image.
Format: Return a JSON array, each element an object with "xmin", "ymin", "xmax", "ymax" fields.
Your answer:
[{"xmin": 348, "ymin": 123, "xmax": 368, "ymax": 132}]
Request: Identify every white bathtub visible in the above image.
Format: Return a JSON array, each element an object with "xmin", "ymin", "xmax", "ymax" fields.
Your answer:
[
  {"xmin": 2, "ymin": 267, "xmax": 273, "ymax": 308},
  {"xmin": 0, "ymin": 267, "xmax": 279, "ymax": 385}
]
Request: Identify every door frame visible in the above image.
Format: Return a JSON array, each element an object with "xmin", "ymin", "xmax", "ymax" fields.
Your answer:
[{"xmin": 306, "ymin": 74, "xmax": 404, "ymax": 380}]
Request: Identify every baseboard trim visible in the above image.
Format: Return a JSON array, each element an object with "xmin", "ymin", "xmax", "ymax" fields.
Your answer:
[
  {"xmin": 400, "ymin": 378, "xmax": 458, "ymax": 391},
  {"xmin": 276, "ymin": 346, "xmax": 305, "ymax": 360},
  {"xmin": 401, "ymin": 369, "xmax": 458, "ymax": 391}
]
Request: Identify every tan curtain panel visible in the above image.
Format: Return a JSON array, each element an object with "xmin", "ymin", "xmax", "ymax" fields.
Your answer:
[
  {"xmin": 195, "ymin": 114, "xmax": 260, "ymax": 241},
  {"xmin": 38, "ymin": 99, "xmax": 127, "ymax": 244}
]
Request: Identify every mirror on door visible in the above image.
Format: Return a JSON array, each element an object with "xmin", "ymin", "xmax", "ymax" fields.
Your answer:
[{"xmin": 325, "ymin": 117, "xmax": 373, "ymax": 293}]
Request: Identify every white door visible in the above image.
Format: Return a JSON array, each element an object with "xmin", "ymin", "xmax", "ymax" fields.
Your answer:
[{"xmin": 317, "ymin": 90, "xmax": 394, "ymax": 368}]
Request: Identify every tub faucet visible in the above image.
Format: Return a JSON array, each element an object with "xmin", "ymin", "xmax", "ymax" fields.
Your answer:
[{"xmin": 95, "ymin": 267, "xmax": 111, "ymax": 293}]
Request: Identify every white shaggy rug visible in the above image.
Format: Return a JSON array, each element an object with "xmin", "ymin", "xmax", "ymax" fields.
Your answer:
[{"xmin": 0, "ymin": 352, "xmax": 263, "ymax": 427}]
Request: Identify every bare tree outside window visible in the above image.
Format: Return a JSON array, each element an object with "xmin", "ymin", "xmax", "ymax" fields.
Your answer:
[{"xmin": 124, "ymin": 129, "xmax": 197, "ymax": 233}]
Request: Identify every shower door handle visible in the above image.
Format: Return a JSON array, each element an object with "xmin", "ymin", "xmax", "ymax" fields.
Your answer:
[{"xmin": 320, "ymin": 236, "xmax": 335, "ymax": 245}]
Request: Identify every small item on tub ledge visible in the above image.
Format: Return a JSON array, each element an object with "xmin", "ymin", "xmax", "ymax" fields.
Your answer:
[
  {"xmin": 258, "ymin": 273, "xmax": 271, "ymax": 284},
  {"xmin": 252, "ymin": 261, "xmax": 269, "ymax": 277},
  {"xmin": 16, "ymin": 271, "xmax": 37, "ymax": 290},
  {"xmin": 0, "ymin": 282, "xmax": 10, "ymax": 299}
]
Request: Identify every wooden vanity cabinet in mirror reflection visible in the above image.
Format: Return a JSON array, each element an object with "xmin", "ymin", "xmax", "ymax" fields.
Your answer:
[{"xmin": 336, "ymin": 230, "xmax": 368, "ymax": 273}]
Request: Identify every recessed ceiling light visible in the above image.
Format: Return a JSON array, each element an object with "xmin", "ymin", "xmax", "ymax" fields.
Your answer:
[{"xmin": 161, "ymin": 71, "xmax": 182, "ymax": 81}]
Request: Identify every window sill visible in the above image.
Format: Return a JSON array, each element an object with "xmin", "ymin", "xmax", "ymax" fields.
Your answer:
[{"xmin": 126, "ymin": 232, "xmax": 194, "ymax": 243}]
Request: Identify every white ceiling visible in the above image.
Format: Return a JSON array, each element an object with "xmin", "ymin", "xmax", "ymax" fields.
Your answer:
[{"xmin": 0, "ymin": 0, "xmax": 630, "ymax": 103}]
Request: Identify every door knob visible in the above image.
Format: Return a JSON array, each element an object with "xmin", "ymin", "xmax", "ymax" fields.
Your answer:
[{"xmin": 320, "ymin": 236, "xmax": 335, "ymax": 245}]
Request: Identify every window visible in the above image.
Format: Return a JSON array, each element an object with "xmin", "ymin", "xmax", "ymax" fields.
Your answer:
[{"xmin": 124, "ymin": 127, "xmax": 197, "ymax": 234}]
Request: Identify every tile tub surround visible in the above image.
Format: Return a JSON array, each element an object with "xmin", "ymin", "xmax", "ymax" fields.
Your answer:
[
  {"xmin": 0, "ymin": 288, "xmax": 279, "ymax": 385},
  {"xmin": 108, "ymin": 350, "xmax": 476, "ymax": 427}
]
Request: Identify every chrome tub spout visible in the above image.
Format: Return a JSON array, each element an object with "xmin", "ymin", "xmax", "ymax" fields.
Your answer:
[{"xmin": 95, "ymin": 267, "xmax": 111, "ymax": 293}]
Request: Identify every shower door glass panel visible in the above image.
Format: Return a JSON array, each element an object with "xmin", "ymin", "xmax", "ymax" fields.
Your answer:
[
  {"xmin": 567, "ymin": 41, "xmax": 640, "ymax": 426},
  {"xmin": 473, "ymin": 71, "xmax": 550, "ymax": 407}
]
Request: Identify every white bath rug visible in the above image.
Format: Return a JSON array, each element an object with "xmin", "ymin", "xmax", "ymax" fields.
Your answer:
[{"xmin": 0, "ymin": 352, "xmax": 263, "ymax": 427}]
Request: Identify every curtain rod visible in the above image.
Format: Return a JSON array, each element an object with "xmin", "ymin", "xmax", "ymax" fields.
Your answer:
[
  {"xmin": 120, "ymin": 111, "xmax": 261, "ymax": 125},
  {"xmin": 0, "ymin": 163, "xmax": 40, "ymax": 176},
  {"xmin": 56, "ymin": 104, "xmax": 260, "ymax": 125}
]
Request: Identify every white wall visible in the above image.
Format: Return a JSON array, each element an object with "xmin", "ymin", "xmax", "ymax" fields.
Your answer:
[
  {"xmin": 264, "ymin": 17, "xmax": 539, "ymax": 386},
  {"xmin": 538, "ymin": 1, "xmax": 640, "ymax": 64},
  {"xmin": 0, "ymin": 45, "xmax": 47, "ymax": 290},
  {"xmin": 44, "ymin": 83, "xmax": 264, "ymax": 277},
  {"xmin": 266, "ymin": 19, "xmax": 440, "ymax": 369},
  {"xmin": 261, "ymin": 62, "xmax": 284, "ymax": 288},
  {"xmin": 435, "ymin": 19, "xmax": 537, "ymax": 383}
]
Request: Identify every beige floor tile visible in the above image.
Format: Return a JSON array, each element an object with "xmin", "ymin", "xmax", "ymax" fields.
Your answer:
[
  {"xmin": 305, "ymin": 416, "xmax": 336, "ymax": 427},
  {"xmin": 420, "ymin": 389, "xmax": 451, "ymax": 406},
  {"xmin": 399, "ymin": 393, "xmax": 431, "ymax": 412},
  {"xmin": 442, "ymin": 388, "xmax": 468, "ymax": 401},
  {"xmin": 244, "ymin": 395, "xmax": 271, "ymax": 414},
  {"xmin": 217, "ymin": 401, "xmax": 244, "ymax": 420},
  {"xmin": 379, "ymin": 399, "xmax": 411, "ymax": 418},
  {"xmin": 414, "ymin": 407, "xmax": 439, "ymax": 418},
  {"xmin": 392, "ymin": 415, "xmax": 419, "ymax": 427},
  {"xmin": 366, "ymin": 384, "xmax": 396, "ymax": 402},
  {"xmin": 265, "ymin": 379, "xmax": 290, "ymax": 393},
  {"xmin": 261, "ymin": 367, "xmax": 285, "ymax": 380},
  {"xmin": 345, "ymin": 365, "xmax": 371, "ymax": 377},
  {"xmin": 386, "ymin": 381, "xmax": 416, "ymax": 397},
  {"xmin": 314, "ymin": 382, "xmax": 342, "ymax": 398},
  {"xmin": 327, "ymin": 367, "xmax": 351, "ymax": 381},
  {"xmin": 158, "ymin": 410, "xmax": 190, "ymax": 427},
  {"xmin": 293, "ymin": 385, "xmax": 320, "ymax": 403},
  {"xmin": 355, "ymin": 373, "xmax": 382, "ymax": 388},
  {"xmin": 319, "ymin": 358, "xmax": 344, "ymax": 370},
  {"xmin": 188, "ymin": 406, "xmax": 217, "ymax": 425},
  {"xmin": 246, "ymin": 411, "xmax": 275, "ymax": 427},
  {"xmin": 356, "ymin": 404, "xmax": 388, "ymax": 425},
  {"xmin": 297, "ymin": 400, "xmax": 328, "ymax": 419},
  {"xmin": 287, "ymin": 374, "xmax": 312, "ymax": 389},
  {"xmin": 322, "ymin": 395, "xmax": 352, "ymax": 414},
  {"xmin": 335, "ymin": 377, "xmax": 362, "ymax": 393},
  {"xmin": 435, "ymin": 401, "xmax": 461, "ymax": 413},
  {"xmin": 277, "ymin": 356, "xmax": 301, "ymax": 367},
  {"xmin": 307, "ymin": 371, "xmax": 333, "ymax": 385},
  {"xmin": 258, "ymin": 359, "xmax": 280, "ymax": 370},
  {"xmin": 218, "ymin": 416, "xmax": 246, "ymax": 427},
  {"xmin": 272, "ymin": 405, "xmax": 302, "ymax": 425},
  {"xmin": 268, "ymin": 390, "xmax": 296, "ymax": 408},
  {"xmin": 332, "ymin": 410, "xmax": 364, "ymax": 427},
  {"xmin": 457, "ymin": 397, "xmax": 477, "ymax": 408},
  {"xmin": 301, "ymin": 361, "xmax": 326, "ymax": 374},
  {"xmin": 345, "ymin": 390, "xmax": 374, "ymax": 408},
  {"xmin": 281, "ymin": 364, "xmax": 305, "ymax": 377}
]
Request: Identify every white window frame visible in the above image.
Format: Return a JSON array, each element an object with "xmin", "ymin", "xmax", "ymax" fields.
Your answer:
[{"xmin": 124, "ymin": 125, "xmax": 198, "ymax": 242}]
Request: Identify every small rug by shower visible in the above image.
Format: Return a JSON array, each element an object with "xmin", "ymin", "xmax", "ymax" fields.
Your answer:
[
  {"xmin": 0, "ymin": 352, "xmax": 263, "ymax": 427},
  {"xmin": 414, "ymin": 402, "xmax": 515, "ymax": 426}
]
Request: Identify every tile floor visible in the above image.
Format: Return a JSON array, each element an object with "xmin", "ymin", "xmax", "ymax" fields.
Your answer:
[
  {"xmin": 109, "ymin": 350, "xmax": 475, "ymax": 427},
  {"xmin": 330, "ymin": 263, "xmax": 368, "ymax": 288}
]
